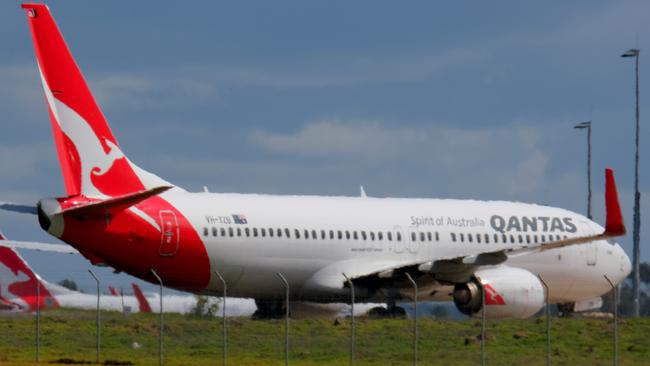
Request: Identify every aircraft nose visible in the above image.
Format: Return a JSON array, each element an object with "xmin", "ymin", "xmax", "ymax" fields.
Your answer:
[{"xmin": 618, "ymin": 244, "xmax": 632, "ymax": 278}]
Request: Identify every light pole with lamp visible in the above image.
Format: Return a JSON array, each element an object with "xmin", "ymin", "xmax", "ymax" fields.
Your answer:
[
  {"xmin": 574, "ymin": 121, "xmax": 592, "ymax": 219},
  {"xmin": 621, "ymin": 48, "xmax": 641, "ymax": 317}
]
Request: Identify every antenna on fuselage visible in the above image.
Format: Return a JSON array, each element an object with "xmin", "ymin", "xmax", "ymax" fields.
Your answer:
[
  {"xmin": 203, "ymin": 186, "xmax": 209, "ymax": 193},
  {"xmin": 360, "ymin": 186, "xmax": 367, "ymax": 198}
]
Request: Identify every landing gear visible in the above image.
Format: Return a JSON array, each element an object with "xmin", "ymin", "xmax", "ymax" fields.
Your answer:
[
  {"xmin": 252, "ymin": 298, "xmax": 287, "ymax": 319},
  {"xmin": 557, "ymin": 302, "xmax": 575, "ymax": 318},
  {"xmin": 368, "ymin": 301, "xmax": 407, "ymax": 319}
]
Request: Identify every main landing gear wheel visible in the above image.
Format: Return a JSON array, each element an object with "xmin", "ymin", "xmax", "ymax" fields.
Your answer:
[
  {"xmin": 368, "ymin": 305, "xmax": 407, "ymax": 319},
  {"xmin": 252, "ymin": 299, "xmax": 287, "ymax": 320}
]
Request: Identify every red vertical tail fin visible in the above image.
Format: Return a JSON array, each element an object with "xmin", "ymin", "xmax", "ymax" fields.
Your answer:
[
  {"xmin": 21, "ymin": 3, "xmax": 172, "ymax": 198},
  {"xmin": 132, "ymin": 283, "xmax": 152, "ymax": 313},
  {"xmin": 0, "ymin": 233, "xmax": 59, "ymax": 311}
]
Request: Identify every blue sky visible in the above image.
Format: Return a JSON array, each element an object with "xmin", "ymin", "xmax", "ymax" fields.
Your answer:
[{"xmin": 0, "ymin": 1, "xmax": 649, "ymax": 293}]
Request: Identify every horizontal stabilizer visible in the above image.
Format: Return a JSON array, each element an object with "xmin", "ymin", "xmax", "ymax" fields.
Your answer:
[
  {"xmin": 0, "ymin": 202, "xmax": 37, "ymax": 215},
  {"xmin": 0, "ymin": 240, "xmax": 79, "ymax": 254},
  {"xmin": 63, "ymin": 186, "xmax": 172, "ymax": 217}
]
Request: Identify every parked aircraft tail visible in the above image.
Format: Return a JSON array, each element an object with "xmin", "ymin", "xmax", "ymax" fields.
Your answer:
[
  {"xmin": 132, "ymin": 283, "xmax": 152, "ymax": 313},
  {"xmin": 0, "ymin": 232, "xmax": 59, "ymax": 311}
]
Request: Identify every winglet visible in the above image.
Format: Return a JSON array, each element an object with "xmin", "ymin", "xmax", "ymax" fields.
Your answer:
[{"xmin": 604, "ymin": 168, "xmax": 626, "ymax": 236}]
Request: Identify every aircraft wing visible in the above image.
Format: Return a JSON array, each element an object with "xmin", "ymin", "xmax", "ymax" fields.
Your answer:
[
  {"xmin": 0, "ymin": 240, "xmax": 79, "ymax": 254},
  {"xmin": 347, "ymin": 168, "xmax": 626, "ymax": 287}
]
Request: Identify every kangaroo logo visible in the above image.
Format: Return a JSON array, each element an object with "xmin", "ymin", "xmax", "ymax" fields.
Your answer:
[{"xmin": 483, "ymin": 283, "xmax": 506, "ymax": 305}]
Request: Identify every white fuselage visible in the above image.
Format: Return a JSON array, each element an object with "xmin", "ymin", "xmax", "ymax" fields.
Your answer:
[{"xmin": 162, "ymin": 191, "xmax": 631, "ymax": 304}]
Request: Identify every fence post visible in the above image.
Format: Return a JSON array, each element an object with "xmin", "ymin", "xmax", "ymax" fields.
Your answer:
[
  {"xmin": 215, "ymin": 270, "xmax": 227, "ymax": 366},
  {"xmin": 604, "ymin": 275, "xmax": 618, "ymax": 366},
  {"xmin": 88, "ymin": 270, "xmax": 101, "ymax": 364},
  {"xmin": 481, "ymin": 282, "xmax": 486, "ymax": 366},
  {"xmin": 342, "ymin": 273, "xmax": 355, "ymax": 366},
  {"xmin": 276, "ymin": 272, "xmax": 289, "ymax": 366},
  {"xmin": 537, "ymin": 275, "xmax": 551, "ymax": 366},
  {"xmin": 35, "ymin": 278, "xmax": 40, "ymax": 363},
  {"xmin": 120, "ymin": 287, "xmax": 125, "ymax": 316},
  {"xmin": 404, "ymin": 273, "xmax": 418, "ymax": 366},
  {"xmin": 150, "ymin": 269, "xmax": 164, "ymax": 366}
]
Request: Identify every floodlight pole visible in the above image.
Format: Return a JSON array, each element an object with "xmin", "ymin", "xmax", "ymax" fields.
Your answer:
[
  {"xmin": 574, "ymin": 121, "xmax": 592, "ymax": 219},
  {"xmin": 621, "ymin": 48, "xmax": 641, "ymax": 317}
]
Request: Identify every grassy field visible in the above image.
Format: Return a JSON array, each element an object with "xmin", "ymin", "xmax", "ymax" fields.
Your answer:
[{"xmin": 0, "ymin": 309, "xmax": 649, "ymax": 365}]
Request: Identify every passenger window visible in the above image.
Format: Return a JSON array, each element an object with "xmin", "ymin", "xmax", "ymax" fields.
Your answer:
[
  {"xmin": 397, "ymin": 232, "xmax": 402, "ymax": 241},
  {"xmin": 419, "ymin": 232, "xmax": 425, "ymax": 242},
  {"xmin": 509, "ymin": 235, "xmax": 515, "ymax": 243},
  {"xmin": 284, "ymin": 228, "xmax": 290, "ymax": 238},
  {"xmin": 321, "ymin": 230, "xmax": 326, "ymax": 239},
  {"xmin": 451, "ymin": 233, "xmax": 456, "ymax": 242},
  {"xmin": 476, "ymin": 234, "xmax": 481, "ymax": 243},
  {"xmin": 304, "ymin": 230, "xmax": 309, "ymax": 239},
  {"xmin": 387, "ymin": 232, "xmax": 393, "ymax": 241},
  {"xmin": 435, "ymin": 232, "xmax": 440, "ymax": 241},
  {"xmin": 353, "ymin": 231, "xmax": 358, "ymax": 240},
  {"xmin": 329, "ymin": 230, "xmax": 334, "ymax": 239},
  {"xmin": 361, "ymin": 231, "xmax": 367, "ymax": 240},
  {"xmin": 526, "ymin": 235, "xmax": 530, "ymax": 244},
  {"xmin": 338, "ymin": 230, "xmax": 343, "ymax": 240},
  {"xmin": 268, "ymin": 228, "xmax": 273, "ymax": 237},
  {"xmin": 427, "ymin": 232, "xmax": 432, "ymax": 241},
  {"xmin": 411, "ymin": 232, "xmax": 417, "ymax": 241},
  {"xmin": 533, "ymin": 235, "xmax": 537, "ymax": 243},
  {"xmin": 237, "ymin": 228, "xmax": 242, "ymax": 237},
  {"xmin": 253, "ymin": 228, "xmax": 258, "ymax": 237},
  {"xmin": 228, "ymin": 227, "xmax": 234, "ymax": 237},
  {"xmin": 493, "ymin": 234, "xmax": 499, "ymax": 243},
  {"xmin": 541, "ymin": 234, "xmax": 545, "ymax": 242},
  {"xmin": 245, "ymin": 228, "xmax": 250, "ymax": 237},
  {"xmin": 293, "ymin": 229, "xmax": 299, "ymax": 239},
  {"xmin": 260, "ymin": 228, "xmax": 266, "ymax": 237},
  {"xmin": 378, "ymin": 232, "xmax": 383, "ymax": 241},
  {"xmin": 203, "ymin": 227, "xmax": 209, "ymax": 237},
  {"xmin": 484, "ymin": 234, "xmax": 489, "ymax": 243},
  {"xmin": 502, "ymin": 234, "xmax": 507, "ymax": 243},
  {"xmin": 370, "ymin": 232, "xmax": 375, "ymax": 241},
  {"xmin": 468, "ymin": 234, "xmax": 473, "ymax": 243},
  {"xmin": 564, "ymin": 235, "xmax": 568, "ymax": 240},
  {"xmin": 345, "ymin": 231, "xmax": 351, "ymax": 240},
  {"xmin": 212, "ymin": 227, "xmax": 218, "ymax": 237},
  {"xmin": 312, "ymin": 230, "xmax": 317, "ymax": 239},
  {"xmin": 221, "ymin": 228, "xmax": 226, "ymax": 237}
]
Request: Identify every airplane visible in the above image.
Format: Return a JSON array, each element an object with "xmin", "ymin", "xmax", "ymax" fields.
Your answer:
[
  {"xmin": 0, "ymin": 230, "xmax": 257, "ymax": 315},
  {"xmin": 0, "ymin": 3, "xmax": 632, "ymax": 320},
  {"xmin": 0, "ymin": 231, "xmax": 151, "ymax": 312}
]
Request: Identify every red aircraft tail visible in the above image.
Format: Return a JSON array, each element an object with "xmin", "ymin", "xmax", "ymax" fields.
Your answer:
[
  {"xmin": 0, "ymin": 233, "xmax": 59, "ymax": 311},
  {"xmin": 132, "ymin": 283, "xmax": 152, "ymax": 313}
]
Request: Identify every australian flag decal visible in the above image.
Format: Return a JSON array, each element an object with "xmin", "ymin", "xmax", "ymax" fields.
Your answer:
[{"xmin": 232, "ymin": 214, "xmax": 248, "ymax": 224}]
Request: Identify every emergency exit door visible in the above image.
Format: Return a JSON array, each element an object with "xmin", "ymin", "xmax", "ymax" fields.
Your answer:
[{"xmin": 159, "ymin": 210, "xmax": 180, "ymax": 256}]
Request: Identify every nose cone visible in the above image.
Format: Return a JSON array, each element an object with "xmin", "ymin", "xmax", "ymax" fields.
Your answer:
[{"xmin": 614, "ymin": 243, "xmax": 632, "ymax": 284}]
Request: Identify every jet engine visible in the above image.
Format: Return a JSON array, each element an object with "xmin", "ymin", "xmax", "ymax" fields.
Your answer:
[{"xmin": 453, "ymin": 266, "xmax": 545, "ymax": 319}]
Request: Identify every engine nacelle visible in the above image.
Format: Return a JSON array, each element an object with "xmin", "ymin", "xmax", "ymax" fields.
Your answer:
[{"xmin": 453, "ymin": 266, "xmax": 545, "ymax": 319}]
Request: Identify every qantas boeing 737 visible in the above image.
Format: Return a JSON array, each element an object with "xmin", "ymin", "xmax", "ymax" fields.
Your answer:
[{"xmin": 0, "ymin": 3, "xmax": 632, "ymax": 319}]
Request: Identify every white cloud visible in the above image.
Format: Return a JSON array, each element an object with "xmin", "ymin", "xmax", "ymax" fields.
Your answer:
[
  {"xmin": 250, "ymin": 120, "xmax": 549, "ymax": 198},
  {"xmin": 91, "ymin": 73, "xmax": 219, "ymax": 110}
]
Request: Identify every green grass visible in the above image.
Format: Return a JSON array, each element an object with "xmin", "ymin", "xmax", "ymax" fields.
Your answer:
[{"xmin": 1, "ymin": 309, "xmax": 649, "ymax": 365}]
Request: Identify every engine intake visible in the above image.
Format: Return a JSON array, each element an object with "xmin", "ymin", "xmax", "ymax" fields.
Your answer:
[{"xmin": 452, "ymin": 266, "xmax": 545, "ymax": 319}]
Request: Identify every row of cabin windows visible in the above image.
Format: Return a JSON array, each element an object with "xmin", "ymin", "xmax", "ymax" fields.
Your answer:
[
  {"xmin": 450, "ymin": 232, "xmax": 569, "ymax": 244},
  {"xmin": 202, "ymin": 226, "xmax": 441, "ymax": 243}
]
